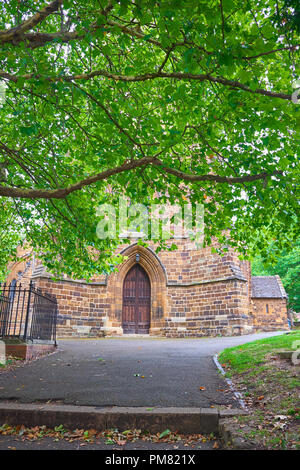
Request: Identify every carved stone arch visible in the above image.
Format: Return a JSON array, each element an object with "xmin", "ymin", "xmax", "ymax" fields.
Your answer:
[
  {"xmin": 107, "ymin": 244, "xmax": 167, "ymax": 334},
  {"xmin": 119, "ymin": 243, "xmax": 168, "ymax": 282}
]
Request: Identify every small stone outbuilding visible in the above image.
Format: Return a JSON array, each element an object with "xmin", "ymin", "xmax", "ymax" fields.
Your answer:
[{"xmin": 251, "ymin": 276, "xmax": 289, "ymax": 331}]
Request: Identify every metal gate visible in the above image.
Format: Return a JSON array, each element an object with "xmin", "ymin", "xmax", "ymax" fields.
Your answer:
[{"xmin": 0, "ymin": 281, "xmax": 58, "ymax": 343}]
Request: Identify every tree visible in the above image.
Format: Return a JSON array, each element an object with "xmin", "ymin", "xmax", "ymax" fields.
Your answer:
[
  {"xmin": 252, "ymin": 237, "xmax": 300, "ymax": 311},
  {"xmin": 0, "ymin": 0, "xmax": 299, "ymax": 278}
]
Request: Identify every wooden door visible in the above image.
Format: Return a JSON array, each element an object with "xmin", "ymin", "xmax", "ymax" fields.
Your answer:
[{"xmin": 122, "ymin": 264, "xmax": 151, "ymax": 334}]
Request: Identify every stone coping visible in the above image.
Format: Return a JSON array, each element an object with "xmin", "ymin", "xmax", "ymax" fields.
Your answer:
[{"xmin": 0, "ymin": 401, "xmax": 247, "ymax": 435}]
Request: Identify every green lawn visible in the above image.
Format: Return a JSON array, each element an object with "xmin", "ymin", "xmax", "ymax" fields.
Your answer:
[
  {"xmin": 218, "ymin": 331, "xmax": 300, "ymax": 450},
  {"xmin": 219, "ymin": 331, "xmax": 300, "ymax": 375}
]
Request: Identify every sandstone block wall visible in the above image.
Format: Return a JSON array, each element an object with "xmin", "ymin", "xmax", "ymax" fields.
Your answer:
[
  {"xmin": 251, "ymin": 298, "xmax": 289, "ymax": 331},
  {"xmin": 34, "ymin": 278, "xmax": 107, "ymax": 337},
  {"xmin": 4, "ymin": 241, "xmax": 288, "ymax": 338}
]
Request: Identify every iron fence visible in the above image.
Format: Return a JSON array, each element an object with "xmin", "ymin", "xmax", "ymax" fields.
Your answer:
[{"xmin": 0, "ymin": 281, "xmax": 57, "ymax": 343}]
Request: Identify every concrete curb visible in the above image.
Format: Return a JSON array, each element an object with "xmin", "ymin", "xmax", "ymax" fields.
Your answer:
[
  {"xmin": 213, "ymin": 353, "xmax": 247, "ymax": 409},
  {"xmin": 0, "ymin": 402, "xmax": 247, "ymax": 435}
]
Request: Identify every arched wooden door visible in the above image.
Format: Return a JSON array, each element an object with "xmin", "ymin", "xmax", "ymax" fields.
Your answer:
[{"xmin": 122, "ymin": 264, "xmax": 151, "ymax": 334}]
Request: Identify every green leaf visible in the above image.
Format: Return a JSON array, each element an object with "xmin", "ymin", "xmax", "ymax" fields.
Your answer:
[
  {"xmin": 159, "ymin": 429, "xmax": 171, "ymax": 439},
  {"xmin": 19, "ymin": 125, "xmax": 39, "ymax": 136}
]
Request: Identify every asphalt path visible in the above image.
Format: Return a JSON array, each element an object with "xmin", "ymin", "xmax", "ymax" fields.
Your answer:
[{"xmin": 0, "ymin": 332, "xmax": 283, "ymax": 407}]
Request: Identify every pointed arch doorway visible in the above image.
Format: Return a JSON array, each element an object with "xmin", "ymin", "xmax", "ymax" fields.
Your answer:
[{"xmin": 122, "ymin": 264, "xmax": 151, "ymax": 334}]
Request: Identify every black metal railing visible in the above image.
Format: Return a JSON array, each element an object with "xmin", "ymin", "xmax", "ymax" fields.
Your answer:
[{"xmin": 0, "ymin": 281, "xmax": 58, "ymax": 343}]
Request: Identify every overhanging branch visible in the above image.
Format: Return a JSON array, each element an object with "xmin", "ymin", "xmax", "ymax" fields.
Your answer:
[
  {"xmin": 0, "ymin": 69, "xmax": 291, "ymax": 101},
  {"xmin": 0, "ymin": 0, "xmax": 62, "ymax": 43},
  {"xmin": 0, "ymin": 156, "xmax": 283, "ymax": 200}
]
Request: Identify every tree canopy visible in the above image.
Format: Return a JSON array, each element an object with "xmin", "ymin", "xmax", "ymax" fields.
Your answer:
[
  {"xmin": 0, "ymin": 0, "xmax": 299, "ymax": 278},
  {"xmin": 252, "ymin": 237, "xmax": 300, "ymax": 311}
]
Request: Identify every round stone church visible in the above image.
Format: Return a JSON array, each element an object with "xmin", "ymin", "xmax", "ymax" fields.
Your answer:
[{"xmin": 7, "ymin": 238, "xmax": 289, "ymax": 338}]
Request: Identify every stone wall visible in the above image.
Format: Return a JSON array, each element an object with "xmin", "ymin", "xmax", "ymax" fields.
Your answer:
[
  {"xmin": 4, "ymin": 240, "xmax": 288, "ymax": 338},
  {"xmin": 34, "ymin": 278, "xmax": 107, "ymax": 338},
  {"xmin": 5, "ymin": 342, "xmax": 56, "ymax": 361},
  {"xmin": 164, "ymin": 279, "xmax": 253, "ymax": 337},
  {"xmin": 31, "ymin": 240, "xmax": 254, "ymax": 338},
  {"xmin": 251, "ymin": 298, "xmax": 289, "ymax": 331},
  {"xmin": 6, "ymin": 245, "xmax": 34, "ymax": 287}
]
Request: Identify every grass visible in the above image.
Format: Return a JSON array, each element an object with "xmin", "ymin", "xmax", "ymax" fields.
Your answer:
[
  {"xmin": 0, "ymin": 357, "xmax": 14, "ymax": 368},
  {"xmin": 219, "ymin": 331, "xmax": 300, "ymax": 375},
  {"xmin": 218, "ymin": 332, "xmax": 300, "ymax": 450},
  {"xmin": 0, "ymin": 356, "xmax": 23, "ymax": 371}
]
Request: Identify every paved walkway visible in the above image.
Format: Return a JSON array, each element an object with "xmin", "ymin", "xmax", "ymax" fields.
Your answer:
[
  {"xmin": 0, "ymin": 434, "xmax": 219, "ymax": 450},
  {"xmin": 0, "ymin": 332, "xmax": 283, "ymax": 408}
]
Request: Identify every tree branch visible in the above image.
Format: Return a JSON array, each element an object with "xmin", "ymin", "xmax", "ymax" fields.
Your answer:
[
  {"xmin": 69, "ymin": 82, "xmax": 143, "ymax": 149},
  {"xmin": 0, "ymin": 69, "xmax": 291, "ymax": 101},
  {"xmin": 155, "ymin": 160, "xmax": 282, "ymax": 183},
  {"xmin": 0, "ymin": 155, "xmax": 283, "ymax": 200},
  {"xmin": 0, "ymin": 0, "xmax": 62, "ymax": 43},
  {"xmin": 0, "ymin": 1, "xmax": 114, "ymax": 48}
]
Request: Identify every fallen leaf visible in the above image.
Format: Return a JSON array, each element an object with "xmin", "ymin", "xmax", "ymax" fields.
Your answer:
[
  {"xmin": 159, "ymin": 429, "xmax": 171, "ymax": 439},
  {"xmin": 105, "ymin": 439, "xmax": 115, "ymax": 445},
  {"xmin": 116, "ymin": 440, "xmax": 126, "ymax": 446}
]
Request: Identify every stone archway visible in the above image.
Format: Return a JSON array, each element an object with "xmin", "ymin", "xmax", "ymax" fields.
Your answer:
[{"xmin": 107, "ymin": 244, "xmax": 167, "ymax": 335}]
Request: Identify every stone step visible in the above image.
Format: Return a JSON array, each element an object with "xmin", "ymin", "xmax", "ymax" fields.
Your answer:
[{"xmin": 0, "ymin": 401, "xmax": 247, "ymax": 435}]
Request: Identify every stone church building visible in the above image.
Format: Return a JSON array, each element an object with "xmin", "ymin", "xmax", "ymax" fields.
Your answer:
[{"xmin": 6, "ymin": 238, "xmax": 289, "ymax": 338}]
